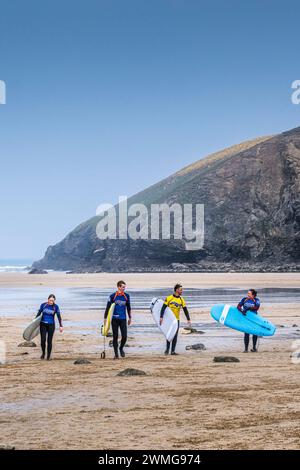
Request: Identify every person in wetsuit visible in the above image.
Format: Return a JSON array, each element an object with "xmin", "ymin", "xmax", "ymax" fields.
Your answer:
[
  {"xmin": 36, "ymin": 294, "xmax": 63, "ymax": 360},
  {"xmin": 237, "ymin": 289, "xmax": 260, "ymax": 353},
  {"xmin": 104, "ymin": 280, "xmax": 131, "ymax": 359},
  {"xmin": 160, "ymin": 283, "xmax": 191, "ymax": 356}
]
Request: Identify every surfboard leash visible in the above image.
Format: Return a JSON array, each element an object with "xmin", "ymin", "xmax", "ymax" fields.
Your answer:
[{"xmin": 100, "ymin": 325, "xmax": 106, "ymax": 359}]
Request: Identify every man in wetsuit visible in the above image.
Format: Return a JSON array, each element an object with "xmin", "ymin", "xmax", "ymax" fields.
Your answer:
[
  {"xmin": 159, "ymin": 283, "xmax": 191, "ymax": 356},
  {"xmin": 104, "ymin": 280, "xmax": 131, "ymax": 359},
  {"xmin": 237, "ymin": 288, "xmax": 260, "ymax": 352}
]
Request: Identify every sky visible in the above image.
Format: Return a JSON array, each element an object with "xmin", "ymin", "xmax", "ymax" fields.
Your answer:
[{"xmin": 0, "ymin": 0, "xmax": 299, "ymax": 260}]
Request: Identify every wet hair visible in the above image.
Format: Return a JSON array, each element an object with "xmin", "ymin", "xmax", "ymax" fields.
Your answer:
[
  {"xmin": 249, "ymin": 289, "xmax": 257, "ymax": 297},
  {"xmin": 48, "ymin": 294, "xmax": 56, "ymax": 301},
  {"xmin": 174, "ymin": 283, "xmax": 182, "ymax": 292},
  {"xmin": 117, "ymin": 280, "xmax": 126, "ymax": 288}
]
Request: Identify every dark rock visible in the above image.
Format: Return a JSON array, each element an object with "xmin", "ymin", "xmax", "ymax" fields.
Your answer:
[
  {"xmin": 213, "ymin": 356, "xmax": 240, "ymax": 363},
  {"xmin": 28, "ymin": 268, "xmax": 47, "ymax": 274},
  {"xmin": 183, "ymin": 327, "xmax": 205, "ymax": 334},
  {"xmin": 117, "ymin": 368, "xmax": 147, "ymax": 377},
  {"xmin": 186, "ymin": 343, "xmax": 206, "ymax": 350},
  {"xmin": 18, "ymin": 341, "xmax": 36, "ymax": 348},
  {"xmin": 290, "ymin": 352, "xmax": 300, "ymax": 359},
  {"xmin": 20, "ymin": 352, "xmax": 29, "ymax": 355},
  {"xmin": 74, "ymin": 358, "xmax": 92, "ymax": 365},
  {"xmin": 292, "ymin": 324, "xmax": 298, "ymax": 327},
  {"xmin": 32, "ymin": 126, "xmax": 300, "ymax": 273},
  {"xmin": 0, "ymin": 445, "xmax": 15, "ymax": 450}
]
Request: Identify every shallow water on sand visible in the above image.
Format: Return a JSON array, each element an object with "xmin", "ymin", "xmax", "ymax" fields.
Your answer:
[{"xmin": 1, "ymin": 286, "xmax": 300, "ymax": 364}]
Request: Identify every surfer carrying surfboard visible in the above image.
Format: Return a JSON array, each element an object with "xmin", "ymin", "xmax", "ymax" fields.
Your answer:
[
  {"xmin": 104, "ymin": 281, "xmax": 131, "ymax": 359},
  {"xmin": 36, "ymin": 294, "xmax": 63, "ymax": 360},
  {"xmin": 237, "ymin": 289, "xmax": 260, "ymax": 353},
  {"xmin": 159, "ymin": 284, "xmax": 191, "ymax": 355}
]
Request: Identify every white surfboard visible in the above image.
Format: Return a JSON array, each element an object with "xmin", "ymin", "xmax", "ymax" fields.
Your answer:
[
  {"xmin": 150, "ymin": 298, "xmax": 178, "ymax": 342},
  {"xmin": 23, "ymin": 315, "xmax": 42, "ymax": 341}
]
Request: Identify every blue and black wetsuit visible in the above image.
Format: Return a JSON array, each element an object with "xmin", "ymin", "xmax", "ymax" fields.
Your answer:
[
  {"xmin": 237, "ymin": 297, "xmax": 260, "ymax": 352},
  {"xmin": 104, "ymin": 292, "xmax": 131, "ymax": 357},
  {"xmin": 36, "ymin": 303, "xmax": 62, "ymax": 359}
]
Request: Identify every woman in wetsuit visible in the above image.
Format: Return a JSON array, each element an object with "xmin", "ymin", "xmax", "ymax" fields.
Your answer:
[
  {"xmin": 237, "ymin": 289, "xmax": 260, "ymax": 353},
  {"xmin": 36, "ymin": 294, "xmax": 63, "ymax": 360}
]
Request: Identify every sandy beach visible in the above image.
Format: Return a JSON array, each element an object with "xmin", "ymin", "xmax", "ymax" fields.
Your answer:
[
  {"xmin": 0, "ymin": 272, "xmax": 300, "ymax": 450},
  {"xmin": 1, "ymin": 271, "xmax": 300, "ymax": 288}
]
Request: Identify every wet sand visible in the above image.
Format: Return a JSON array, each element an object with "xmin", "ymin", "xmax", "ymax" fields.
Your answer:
[{"xmin": 0, "ymin": 273, "xmax": 300, "ymax": 450}]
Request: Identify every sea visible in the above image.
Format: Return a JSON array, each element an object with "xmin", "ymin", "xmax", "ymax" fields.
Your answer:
[{"xmin": 0, "ymin": 259, "xmax": 33, "ymax": 273}]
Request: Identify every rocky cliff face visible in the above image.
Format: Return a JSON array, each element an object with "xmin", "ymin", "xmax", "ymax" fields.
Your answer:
[{"xmin": 33, "ymin": 127, "xmax": 300, "ymax": 272}]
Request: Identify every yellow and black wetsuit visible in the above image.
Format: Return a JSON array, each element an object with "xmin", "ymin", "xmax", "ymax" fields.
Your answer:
[{"xmin": 160, "ymin": 294, "xmax": 190, "ymax": 354}]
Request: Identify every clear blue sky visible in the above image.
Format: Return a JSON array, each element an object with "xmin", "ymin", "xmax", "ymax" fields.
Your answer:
[{"xmin": 0, "ymin": 0, "xmax": 299, "ymax": 260}]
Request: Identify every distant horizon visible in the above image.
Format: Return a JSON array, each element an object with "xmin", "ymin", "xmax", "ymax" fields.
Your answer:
[{"xmin": 0, "ymin": 258, "xmax": 34, "ymax": 264}]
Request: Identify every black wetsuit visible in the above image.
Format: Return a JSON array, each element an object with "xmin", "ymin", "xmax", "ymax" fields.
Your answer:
[
  {"xmin": 244, "ymin": 332, "xmax": 258, "ymax": 351},
  {"xmin": 40, "ymin": 323, "xmax": 55, "ymax": 358}
]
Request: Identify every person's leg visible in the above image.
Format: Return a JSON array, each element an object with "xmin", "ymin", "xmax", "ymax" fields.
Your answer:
[
  {"xmin": 119, "ymin": 320, "xmax": 127, "ymax": 357},
  {"xmin": 40, "ymin": 322, "xmax": 47, "ymax": 359},
  {"xmin": 47, "ymin": 324, "xmax": 55, "ymax": 359},
  {"xmin": 171, "ymin": 321, "xmax": 180, "ymax": 354},
  {"xmin": 252, "ymin": 335, "xmax": 258, "ymax": 351},
  {"xmin": 165, "ymin": 340, "xmax": 170, "ymax": 355},
  {"xmin": 111, "ymin": 318, "xmax": 119, "ymax": 358},
  {"xmin": 244, "ymin": 333, "xmax": 250, "ymax": 352}
]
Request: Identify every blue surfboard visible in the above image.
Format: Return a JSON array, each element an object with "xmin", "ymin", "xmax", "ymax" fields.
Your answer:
[{"xmin": 211, "ymin": 304, "xmax": 276, "ymax": 337}]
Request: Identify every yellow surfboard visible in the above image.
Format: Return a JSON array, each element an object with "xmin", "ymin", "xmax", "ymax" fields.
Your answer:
[{"xmin": 101, "ymin": 303, "xmax": 115, "ymax": 336}]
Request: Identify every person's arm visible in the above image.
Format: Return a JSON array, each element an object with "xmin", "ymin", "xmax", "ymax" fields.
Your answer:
[
  {"xmin": 126, "ymin": 295, "xmax": 131, "ymax": 318},
  {"xmin": 126, "ymin": 295, "xmax": 132, "ymax": 324},
  {"xmin": 249, "ymin": 298, "xmax": 260, "ymax": 312},
  {"xmin": 181, "ymin": 297, "xmax": 191, "ymax": 323},
  {"xmin": 237, "ymin": 298, "xmax": 246, "ymax": 315},
  {"xmin": 36, "ymin": 304, "xmax": 44, "ymax": 318},
  {"xmin": 160, "ymin": 302, "xmax": 168, "ymax": 319},
  {"xmin": 183, "ymin": 306, "xmax": 191, "ymax": 322},
  {"xmin": 55, "ymin": 306, "xmax": 63, "ymax": 328}
]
